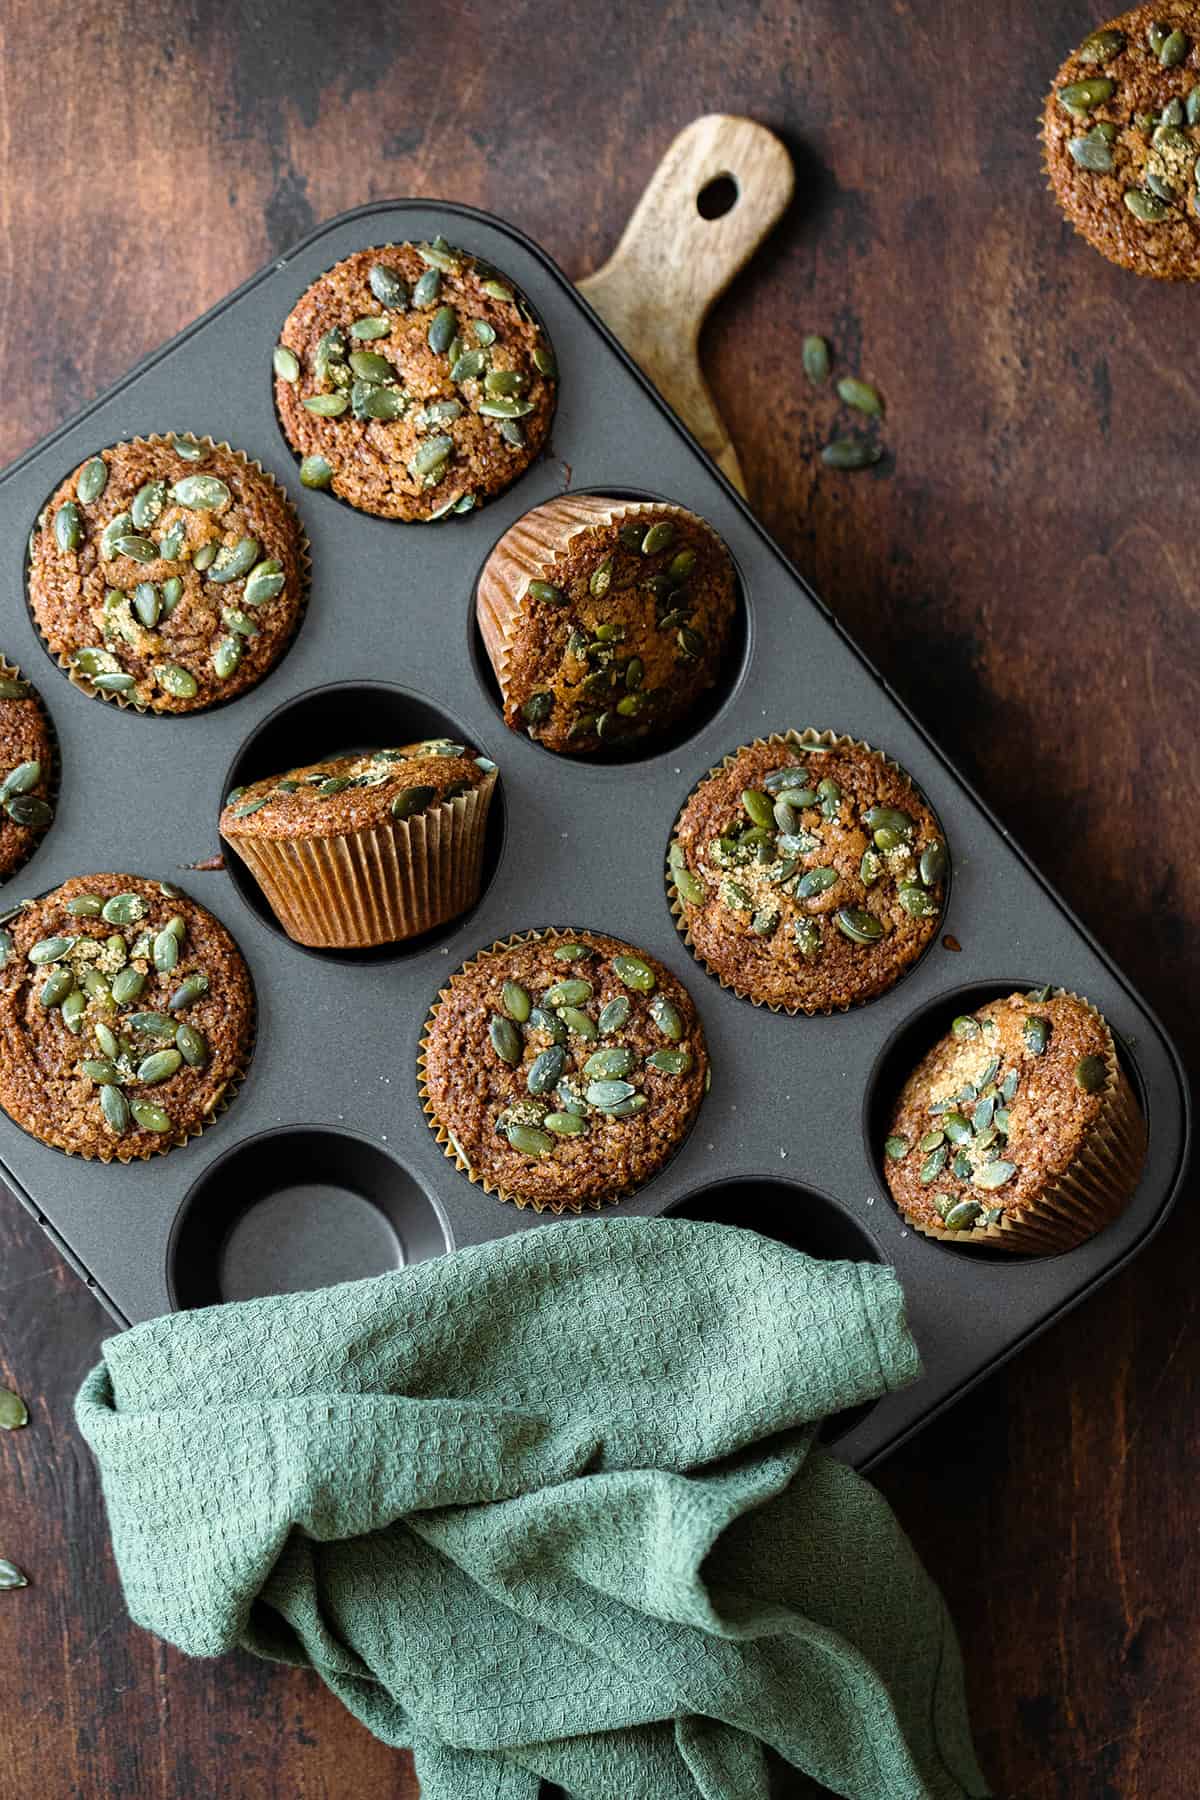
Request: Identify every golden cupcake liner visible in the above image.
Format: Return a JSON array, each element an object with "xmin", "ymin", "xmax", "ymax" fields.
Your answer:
[
  {"xmin": 475, "ymin": 494, "xmax": 726, "ymax": 711},
  {"xmin": 904, "ymin": 991, "xmax": 1148, "ymax": 1255},
  {"xmin": 666, "ymin": 728, "xmax": 942, "ymax": 1016},
  {"xmin": 28, "ymin": 433, "xmax": 311, "ymax": 716},
  {"xmin": 418, "ymin": 926, "xmax": 641, "ymax": 1216},
  {"xmin": 0, "ymin": 653, "xmax": 59, "ymax": 888},
  {"xmin": 225, "ymin": 770, "xmax": 497, "ymax": 949}
]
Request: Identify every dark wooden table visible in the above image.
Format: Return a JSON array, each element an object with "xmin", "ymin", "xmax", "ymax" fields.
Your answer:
[{"xmin": 1, "ymin": 2, "xmax": 1195, "ymax": 1794}]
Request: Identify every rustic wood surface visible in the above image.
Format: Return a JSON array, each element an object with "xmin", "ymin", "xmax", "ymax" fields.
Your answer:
[{"xmin": 0, "ymin": 2, "xmax": 1196, "ymax": 1795}]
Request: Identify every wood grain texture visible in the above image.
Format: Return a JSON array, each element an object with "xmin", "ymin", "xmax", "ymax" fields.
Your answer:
[{"xmin": 0, "ymin": 1, "xmax": 1196, "ymax": 1795}]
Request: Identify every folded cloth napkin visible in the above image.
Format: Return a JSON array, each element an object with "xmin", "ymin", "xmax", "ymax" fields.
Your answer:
[{"xmin": 76, "ymin": 1217, "xmax": 988, "ymax": 1800}]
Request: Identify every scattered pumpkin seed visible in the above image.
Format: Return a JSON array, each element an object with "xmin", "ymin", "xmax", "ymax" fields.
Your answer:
[
  {"xmin": 174, "ymin": 1022, "xmax": 207, "ymax": 1067},
  {"xmin": 304, "ymin": 392, "xmax": 350, "ymax": 417},
  {"xmin": 527, "ymin": 1045, "xmax": 566, "ymax": 1094},
  {"xmin": 1075, "ymin": 1054, "xmax": 1107, "ymax": 1093},
  {"xmin": 884, "ymin": 1135, "xmax": 910, "ymax": 1160},
  {"xmin": 1023, "ymin": 1015, "xmax": 1050, "ymax": 1055},
  {"xmin": 835, "ymin": 906, "xmax": 885, "ymax": 944},
  {"xmin": 974, "ymin": 1160, "xmax": 1016, "ymax": 1191},
  {"xmin": 797, "ymin": 866, "xmax": 839, "ymax": 898},
  {"xmin": 137, "ymin": 1048, "xmax": 181, "ymax": 1084},
  {"xmin": 802, "ymin": 334, "xmax": 831, "ymax": 383},
  {"xmin": 597, "ymin": 996, "xmax": 630, "ymax": 1034},
  {"xmin": 390, "ymin": 784, "xmax": 436, "ymax": 821},
  {"xmin": 646, "ymin": 1047, "xmax": 692, "ymax": 1075},
  {"xmin": 156, "ymin": 663, "xmax": 198, "ymax": 700},
  {"xmin": 28, "ymin": 935, "xmax": 74, "ymax": 964},
  {"xmin": 1124, "ymin": 188, "xmax": 1170, "ymax": 221},
  {"xmin": 98, "ymin": 1084, "xmax": 129, "ymax": 1134},
  {"xmin": 39, "ymin": 966, "xmax": 74, "ymax": 1008},
  {"xmin": 369, "ymin": 262, "xmax": 408, "ymax": 309},
  {"xmin": 130, "ymin": 1098, "xmax": 171, "ymax": 1133},
  {"xmin": 1058, "ymin": 76, "xmax": 1116, "ymax": 113},
  {"xmin": 1160, "ymin": 26, "xmax": 1188, "ymax": 64},
  {"xmin": 899, "ymin": 882, "xmax": 939, "ymax": 919},
  {"xmin": 500, "ymin": 981, "xmax": 531, "ymax": 1025},
  {"xmin": 168, "ymin": 973, "xmax": 208, "ymax": 1012},
  {"xmin": 244, "ymin": 558, "xmax": 285, "ymax": 606},
  {"xmin": 951, "ymin": 1015, "xmax": 981, "ymax": 1041},
  {"xmin": 586, "ymin": 1078, "xmax": 637, "ymax": 1110},
  {"xmin": 192, "ymin": 543, "xmax": 218, "ymax": 571},
  {"xmin": 0, "ymin": 1559, "xmax": 28, "ymax": 1589},
  {"xmin": 299, "ymin": 455, "xmax": 334, "ymax": 489},
  {"xmin": 206, "ymin": 537, "xmax": 260, "ymax": 585},
  {"xmin": 794, "ymin": 917, "xmax": 822, "ymax": 960},
  {"xmin": 648, "ymin": 995, "xmax": 683, "ymax": 1041},
  {"xmin": 131, "ymin": 480, "xmax": 168, "ymax": 532},
  {"xmin": 212, "ymin": 636, "xmax": 241, "ymax": 681},
  {"xmin": 427, "ymin": 305, "xmax": 457, "ymax": 355},
  {"xmin": 944, "ymin": 1199, "xmax": 983, "ymax": 1230},
  {"xmin": 82, "ymin": 1059, "xmax": 120, "ymax": 1084},
  {"xmin": 506, "ymin": 1121, "xmax": 553, "ymax": 1156},
  {"xmin": 542, "ymin": 1111, "xmax": 587, "ymax": 1137},
  {"xmin": 273, "ymin": 344, "xmax": 301, "ymax": 381},
  {"xmin": 837, "ymin": 376, "xmax": 884, "ymax": 416},
  {"xmin": 920, "ymin": 1145, "xmax": 949, "ymax": 1183},
  {"xmin": 822, "ymin": 437, "xmax": 882, "ymax": 470},
  {"xmin": 172, "ymin": 474, "xmax": 231, "ymax": 511},
  {"xmin": 543, "ymin": 978, "xmax": 592, "ymax": 1007},
  {"xmin": 76, "ymin": 457, "xmax": 108, "ymax": 504}
]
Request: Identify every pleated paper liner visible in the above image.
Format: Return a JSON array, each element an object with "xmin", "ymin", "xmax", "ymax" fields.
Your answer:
[
  {"xmin": 26, "ymin": 433, "xmax": 311, "ymax": 716},
  {"xmin": 902, "ymin": 991, "xmax": 1148, "ymax": 1256},
  {"xmin": 223, "ymin": 769, "xmax": 497, "ymax": 949},
  {"xmin": 0, "ymin": 653, "xmax": 59, "ymax": 887},
  {"xmin": 418, "ymin": 926, "xmax": 688, "ymax": 1217},
  {"xmin": 475, "ymin": 494, "xmax": 728, "ymax": 707},
  {"xmin": 666, "ymin": 728, "xmax": 945, "ymax": 1016},
  {"xmin": 0, "ymin": 877, "xmax": 255, "ymax": 1165}
]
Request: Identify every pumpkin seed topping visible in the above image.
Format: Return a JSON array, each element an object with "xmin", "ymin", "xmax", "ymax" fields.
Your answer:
[{"xmin": 802, "ymin": 335, "xmax": 831, "ymax": 384}]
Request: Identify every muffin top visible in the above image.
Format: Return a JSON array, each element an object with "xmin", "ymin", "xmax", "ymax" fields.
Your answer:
[
  {"xmin": 884, "ymin": 990, "xmax": 1116, "ymax": 1234},
  {"xmin": 220, "ymin": 741, "xmax": 496, "ymax": 840},
  {"xmin": 421, "ymin": 929, "xmax": 707, "ymax": 1211},
  {"xmin": 0, "ymin": 874, "xmax": 253, "ymax": 1160},
  {"xmin": 274, "ymin": 240, "xmax": 556, "ymax": 520},
  {"xmin": 27, "ymin": 438, "xmax": 305, "ymax": 714},
  {"xmin": 670, "ymin": 737, "xmax": 947, "ymax": 1012},
  {"xmin": 0, "ymin": 663, "xmax": 53, "ymax": 878},
  {"xmin": 1043, "ymin": 6, "xmax": 1200, "ymax": 279},
  {"xmin": 479, "ymin": 498, "xmax": 737, "ymax": 755}
]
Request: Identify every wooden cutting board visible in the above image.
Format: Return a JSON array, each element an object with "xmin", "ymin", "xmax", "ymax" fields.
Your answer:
[{"xmin": 578, "ymin": 114, "xmax": 794, "ymax": 497}]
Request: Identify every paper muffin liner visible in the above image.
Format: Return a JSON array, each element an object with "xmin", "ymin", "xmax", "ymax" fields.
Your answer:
[
  {"xmin": 418, "ymin": 926, "xmax": 684, "ymax": 1216},
  {"xmin": 666, "ymin": 728, "xmax": 944, "ymax": 1016},
  {"xmin": 903, "ymin": 991, "xmax": 1148, "ymax": 1256},
  {"xmin": 0, "ymin": 654, "xmax": 59, "ymax": 887},
  {"xmin": 27, "ymin": 434, "xmax": 311, "ymax": 717},
  {"xmin": 224, "ymin": 769, "xmax": 497, "ymax": 949},
  {"xmin": 475, "ymin": 494, "xmax": 727, "ymax": 711}
]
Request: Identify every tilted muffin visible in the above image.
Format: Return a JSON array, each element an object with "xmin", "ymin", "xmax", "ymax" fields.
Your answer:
[
  {"xmin": 0, "ymin": 874, "xmax": 254, "ymax": 1161},
  {"xmin": 419, "ymin": 928, "xmax": 707, "ymax": 1212},
  {"xmin": 475, "ymin": 495, "xmax": 737, "ymax": 754},
  {"xmin": 274, "ymin": 238, "xmax": 556, "ymax": 520},
  {"xmin": 220, "ymin": 740, "xmax": 498, "ymax": 949},
  {"xmin": 0, "ymin": 658, "xmax": 54, "ymax": 878},
  {"xmin": 27, "ymin": 436, "xmax": 306, "ymax": 713},
  {"xmin": 1043, "ymin": 6, "xmax": 1200, "ymax": 279},
  {"xmin": 668, "ymin": 732, "xmax": 947, "ymax": 1012},
  {"xmin": 883, "ymin": 988, "xmax": 1147, "ymax": 1252}
]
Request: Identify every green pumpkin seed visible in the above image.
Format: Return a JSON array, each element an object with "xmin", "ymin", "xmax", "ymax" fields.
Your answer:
[
  {"xmin": 677, "ymin": 625, "xmax": 705, "ymax": 658},
  {"xmin": 501, "ymin": 980, "xmax": 531, "ymax": 1024},
  {"xmin": 609, "ymin": 1094, "xmax": 650, "ymax": 1118},
  {"xmin": 5, "ymin": 794, "xmax": 50, "ymax": 827},
  {"xmin": 721, "ymin": 880, "xmax": 753, "ymax": 911},
  {"xmin": 417, "ymin": 236, "xmax": 462, "ymax": 273},
  {"xmin": 951, "ymin": 1015, "xmax": 981, "ymax": 1041},
  {"xmin": 646, "ymin": 1047, "xmax": 692, "ymax": 1075},
  {"xmin": 390, "ymin": 784, "xmax": 436, "ymax": 820},
  {"xmin": 856, "ymin": 847, "xmax": 882, "ymax": 888},
  {"xmin": 222, "ymin": 607, "xmax": 259, "ymax": 639},
  {"xmin": 348, "ymin": 315, "xmax": 391, "ymax": 342},
  {"xmin": 0, "ymin": 1385, "xmax": 26, "ymax": 1432},
  {"xmin": 944, "ymin": 1199, "xmax": 983, "ymax": 1230},
  {"xmin": 972, "ymin": 1093, "xmax": 996, "ymax": 1134},
  {"xmin": 412, "ymin": 268, "xmax": 441, "ymax": 309},
  {"xmin": 131, "ymin": 581, "xmax": 160, "ymax": 628},
  {"xmin": 427, "ymin": 305, "xmax": 457, "ymax": 354},
  {"xmin": 206, "ymin": 537, "xmax": 260, "ymax": 585},
  {"xmin": 273, "ymin": 344, "xmax": 301, "ymax": 380},
  {"xmin": 304, "ymin": 392, "xmax": 350, "ymax": 417},
  {"xmin": 0, "ymin": 761, "xmax": 40, "ymax": 802},
  {"xmin": 1000, "ymin": 1069, "xmax": 1020, "ymax": 1102},
  {"xmin": 793, "ymin": 917, "xmax": 822, "ymax": 960},
  {"xmin": 586, "ymin": 1078, "xmax": 636, "ymax": 1110},
  {"xmin": 169, "ymin": 435, "xmax": 205, "ymax": 461},
  {"xmin": 675, "ymin": 868, "xmax": 706, "ymax": 905},
  {"xmin": 99, "ymin": 1084, "xmax": 130, "ymax": 1134},
  {"xmin": 884, "ymin": 1134, "xmax": 910, "ymax": 1160},
  {"xmin": 527, "ymin": 1045, "xmax": 566, "ymax": 1094},
  {"xmin": 28, "ymin": 935, "xmax": 74, "ymax": 964},
  {"xmin": 149, "ymin": 926, "xmax": 178, "ymax": 975},
  {"xmin": 212, "ymin": 636, "xmax": 241, "ymax": 681},
  {"xmin": 483, "ymin": 368, "xmax": 527, "ymax": 399},
  {"xmin": 822, "ymin": 437, "xmax": 881, "ymax": 470},
  {"xmin": 1124, "ymin": 188, "xmax": 1170, "ymax": 221},
  {"xmin": 543, "ymin": 978, "xmax": 592, "ymax": 1007},
  {"xmin": 61, "ymin": 990, "xmax": 86, "ymax": 1034},
  {"xmin": 175, "ymin": 1022, "xmax": 208, "ymax": 1067},
  {"xmin": 802, "ymin": 334, "xmax": 831, "ymax": 383},
  {"xmin": 168, "ymin": 972, "xmax": 208, "ymax": 1012},
  {"xmin": 126, "ymin": 1011, "xmax": 175, "ymax": 1036},
  {"xmin": 557, "ymin": 1006, "xmax": 597, "ymax": 1040},
  {"xmin": 612, "ymin": 954, "xmax": 655, "ymax": 993},
  {"xmin": 797, "ymin": 866, "xmax": 839, "ymax": 899},
  {"xmin": 192, "ymin": 542, "xmax": 218, "ymax": 571},
  {"xmin": 172, "ymin": 474, "xmax": 231, "ymax": 511},
  {"xmin": 94, "ymin": 1023, "xmax": 120, "ymax": 1058},
  {"xmin": 108, "ymin": 966, "xmax": 144, "ymax": 1007},
  {"xmin": 82, "ymin": 1059, "xmax": 120, "ymax": 1084},
  {"xmin": 647, "ymin": 995, "xmax": 683, "ymax": 1041},
  {"xmin": 919, "ymin": 1128, "xmax": 946, "ymax": 1152},
  {"xmin": 299, "ymin": 454, "xmax": 334, "ymax": 489},
  {"xmin": 54, "ymin": 501, "xmax": 82, "ymax": 552},
  {"xmin": 521, "ymin": 692, "xmax": 553, "ymax": 726},
  {"xmin": 740, "ymin": 788, "xmax": 773, "ymax": 828},
  {"xmin": 233, "ymin": 795, "xmax": 269, "ymax": 818},
  {"xmin": 369, "ymin": 262, "xmax": 408, "ymax": 309},
  {"xmin": 597, "ymin": 995, "xmax": 630, "ymax": 1034},
  {"xmin": 113, "ymin": 533, "xmax": 159, "ymax": 564},
  {"xmin": 528, "ymin": 1006, "xmax": 567, "ymax": 1044},
  {"xmin": 0, "ymin": 1558, "xmax": 28, "ymax": 1589},
  {"xmin": 1146, "ymin": 172, "xmax": 1176, "ymax": 202},
  {"xmin": 39, "ymin": 966, "xmax": 75, "ymax": 1008},
  {"xmin": 76, "ymin": 457, "xmax": 108, "ymax": 504},
  {"xmin": 161, "ymin": 576, "xmax": 182, "ymax": 619},
  {"xmin": 974, "ymin": 1160, "xmax": 1016, "ymax": 1191},
  {"xmin": 137, "ymin": 1048, "xmax": 181, "ymax": 1084},
  {"xmin": 640, "ymin": 521, "xmax": 675, "ymax": 555},
  {"xmin": 505, "ymin": 1121, "xmax": 554, "ymax": 1156},
  {"xmin": 543, "ymin": 1111, "xmax": 587, "ymax": 1137},
  {"xmin": 526, "ymin": 580, "xmax": 565, "ymax": 609},
  {"xmin": 0, "ymin": 679, "xmax": 30, "ymax": 699},
  {"xmin": 155, "ymin": 664, "xmax": 198, "ymax": 700},
  {"xmin": 943, "ymin": 1111, "xmax": 972, "ymax": 1146},
  {"xmin": 450, "ymin": 349, "xmax": 487, "ymax": 383},
  {"xmin": 130, "ymin": 1098, "xmax": 171, "ymax": 1133},
  {"xmin": 920, "ymin": 840, "xmax": 947, "ymax": 886},
  {"xmin": 835, "ymin": 906, "xmax": 884, "ymax": 944},
  {"xmin": 898, "ymin": 882, "xmax": 939, "ymax": 919},
  {"xmin": 410, "ymin": 434, "xmax": 454, "ymax": 480},
  {"xmin": 347, "ymin": 349, "xmax": 393, "ymax": 383},
  {"xmin": 130, "ymin": 480, "xmax": 168, "ymax": 532},
  {"xmin": 1023, "ymin": 1015, "xmax": 1050, "ymax": 1055},
  {"xmin": 157, "ymin": 520, "xmax": 185, "ymax": 563},
  {"xmin": 532, "ymin": 343, "xmax": 556, "ymax": 376},
  {"xmin": 488, "ymin": 1014, "xmax": 522, "ymax": 1065},
  {"xmin": 1079, "ymin": 26, "xmax": 1125, "ymax": 62},
  {"xmin": 584, "ymin": 1045, "xmax": 636, "ymax": 1079},
  {"xmin": 81, "ymin": 969, "xmax": 110, "ymax": 1001},
  {"xmin": 100, "ymin": 512, "xmax": 133, "ymax": 559},
  {"xmin": 244, "ymin": 559, "xmax": 285, "ymax": 606},
  {"xmin": 1058, "ymin": 76, "xmax": 1116, "ymax": 112},
  {"xmin": 481, "ymin": 278, "xmax": 514, "ymax": 301},
  {"xmin": 920, "ymin": 1145, "xmax": 949, "ymax": 1183},
  {"xmin": 1075, "ymin": 1054, "xmax": 1108, "ymax": 1093},
  {"xmin": 1160, "ymin": 26, "xmax": 1188, "ymax": 64},
  {"xmin": 837, "ymin": 376, "xmax": 883, "ymax": 416}
]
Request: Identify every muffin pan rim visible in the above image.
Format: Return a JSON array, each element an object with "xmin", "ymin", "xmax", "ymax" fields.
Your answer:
[{"xmin": 0, "ymin": 196, "xmax": 1188, "ymax": 1476}]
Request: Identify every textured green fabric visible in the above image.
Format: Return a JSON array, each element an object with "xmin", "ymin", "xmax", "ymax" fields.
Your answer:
[{"xmin": 76, "ymin": 1218, "xmax": 988, "ymax": 1800}]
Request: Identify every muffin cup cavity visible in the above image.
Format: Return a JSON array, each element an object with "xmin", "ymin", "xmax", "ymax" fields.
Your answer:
[{"xmin": 0, "ymin": 653, "xmax": 58, "ymax": 886}]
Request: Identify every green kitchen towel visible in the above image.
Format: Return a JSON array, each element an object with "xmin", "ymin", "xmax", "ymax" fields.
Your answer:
[{"xmin": 76, "ymin": 1218, "xmax": 988, "ymax": 1800}]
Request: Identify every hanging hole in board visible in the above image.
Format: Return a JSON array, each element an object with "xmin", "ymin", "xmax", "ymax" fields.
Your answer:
[{"xmin": 696, "ymin": 173, "xmax": 739, "ymax": 219}]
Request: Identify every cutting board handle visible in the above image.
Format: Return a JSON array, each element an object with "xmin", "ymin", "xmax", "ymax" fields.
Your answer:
[{"xmin": 578, "ymin": 115, "xmax": 793, "ymax": 496}]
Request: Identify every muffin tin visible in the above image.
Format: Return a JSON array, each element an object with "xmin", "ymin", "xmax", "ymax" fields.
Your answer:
[{"xmin": 0, "ymin": 200, "xmax": 1188, "ymax": 1471}]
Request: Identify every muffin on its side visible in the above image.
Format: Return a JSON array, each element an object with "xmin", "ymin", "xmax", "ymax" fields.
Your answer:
[
  {"xmin": 27, "ymin": 436, "xmax": 306, "ymax": 714},
  {"xmin": 669, "ymin": 732, "xmax": 947, "ymax": 1013},
  {"xmin": 221, "ymin": 741, "xmax": 497, "ymax": 948},
  {"xmin": 0, "ymin": 658, "xmax": 54, "ymax": 878},
  {"xmin": 419, "ymin": 928, "xmax": 707, "ymax": 1212},
  {"xmin": 1043, "ymin": 6, "xmax": 1200, "ymax": 279},
  {"xmin": 0, "ymin": 874, "xmax": 254, "ymax": 1161},
  {"xmin": 274, "ymin": 238, "xmax": 556, "ymax": 520},
  {"xmin": 884, "ymin": 989, "xmax": 1147, "ymax": 1252},
  {"xmin": 476, "ymin": 495, "xmax": 737, "ymax": 754}
]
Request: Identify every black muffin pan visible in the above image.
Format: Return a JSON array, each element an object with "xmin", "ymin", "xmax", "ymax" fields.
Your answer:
[{"xmin": 0, "ymin": 201, "xmax": 1189, "ymax": 1470}]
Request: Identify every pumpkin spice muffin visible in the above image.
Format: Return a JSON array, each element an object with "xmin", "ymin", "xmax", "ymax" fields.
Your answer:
[
  {"xmin": 0, "ymin": 658, "xmax": 54, "ymax": 879},
  {"xmin": 476, "ymin": 495, "xmax": 738, "ymax": 754},
  {"xmin": 274, "ymin": 238, "xmax": 556, "ymax": 520},
  {"xmin": 669, "ymin": 732, "xmax": 947, "ymax": 1013},
  {"xmin": 884, "ymin": 988, "xmax": 1147, "ymax": 1253},
  {"xmin": 1043, "ymin": 6, "xmax": 1200, "ymax": 278},
  {"xmin": 27, "ymin": 436, "xmax": 306, "ymax": 714},
  {"xmin": 220, "ymin": 740, "xmax": 498, "ymax": 949},
  {"xmin": 419, "ymin": 928, "xmax": 707, "ymax": 1212},
  {"xmin": 0, "ymin": 874, "xmax": 253, "ymax": 1161}
]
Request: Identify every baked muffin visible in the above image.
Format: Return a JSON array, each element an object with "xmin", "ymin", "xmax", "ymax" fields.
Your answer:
[
  {"xmin": 274, "ymin": 238, "xmax": 556, "ymax": 520},
  {"xmin": 668, "ymin": 732, "xmax": 947, "ymax": 1012},
  {"xmin": 0, "ymin": 874, "xmax": 253, "ymax": 1160},
  {"xmin": 419, "ymin": 928, "xmax": 707, "ymax": 1212},
  {"xmin": 220, "ymin": 740, "xmax": 498, "ymax": 949},
  {"xmin": 27, "ymin": 436, "xmax": 306, "ymax": 714},
  {"xmin": 0, "ymin": 658, "xmax": 54, "ymax": 878},
  {"xmin": 1043, "ymin": 6, "xmax": 1200, "ymax": 278},
  {"xmin": 476, "ymin": 495, "xmax": 737, "ymax": 754},
  {"xmin": 883, "ymin": 988, "xmax": 1147, "ymax": 1252}
]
